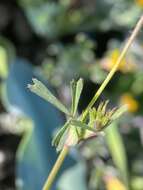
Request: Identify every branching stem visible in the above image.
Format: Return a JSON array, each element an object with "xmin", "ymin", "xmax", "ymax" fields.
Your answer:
[{"xmin": 43, "ymin": 15, "xmax": 143, "ymax": 190}]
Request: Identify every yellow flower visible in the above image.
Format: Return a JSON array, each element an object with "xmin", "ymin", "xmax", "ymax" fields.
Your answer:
[
  {"xmin": 101, "ymin": 49, "xmax": 136, "ymax": 72},
  {"xmin": 105, "ymin": 176, "xmax": 127, "ymax": 190},
  {"xmin": 109, "ymin": 49, "xmax": 126, "ymax": 71},
  {"xmin": 120, "ymin": 93, "xmax": 139, "ymax": 113},
  {"xmin": 136, "ymin": 0, "xmax": 143, "ymax": 6}
]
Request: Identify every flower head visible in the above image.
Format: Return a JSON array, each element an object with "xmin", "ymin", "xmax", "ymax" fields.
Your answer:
[
  {"xmin": 101, "ymin": 49, "xmax": 136, "ymax": 73},
  {"xmin": 120, "ymin": 93, "xmax": 139, "ymax": 113},
  {"xmin": 136, "ymin": 0, "xmax": 143, "ymax": 6},
  {"xmin": 84, "ymin": 101, "xmax": 127, "ymax": 139},
  {"xmin": 105, "ymin": 176, "xmax": 127, "ymax": 190}
]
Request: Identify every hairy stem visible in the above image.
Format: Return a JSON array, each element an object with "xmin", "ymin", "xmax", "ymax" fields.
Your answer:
[{"xmin": 43, "ymin": 15, "xmax": 143, "ymax": 190}]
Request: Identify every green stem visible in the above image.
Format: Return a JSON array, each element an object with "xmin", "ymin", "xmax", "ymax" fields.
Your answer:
[
  {"xmin": 81, "ymin": 15, "xmax": 143, "ymax": 121},
  {"xmin": 43, "ymin": 15, "xmax": 143, "ymax": 190},
  {"xmin": 43, "ymin": 146, "xmax": 69, "ymax": 190}
]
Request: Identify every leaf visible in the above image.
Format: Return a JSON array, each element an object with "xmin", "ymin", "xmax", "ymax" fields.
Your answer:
[
  {"xmin": 28, "ymin": 78, "xmax": 70, "ymax": 115},
  {"xmin": 52, "ymin": 121, "xmax": 69, "ymax": 148},
  {"xmin": 105, "ymin": 122, "xmax": 128, "ymax": 187},
  {"xmin": 71, "ymin": 78, "xmax": 83, "ymax": 116},
  {"xmin": 111, "ymin": 105, "xmax": 127, "ymax": 121},
  {"xmin": 56, "ymin": 126, "xmax": 69, "ymax": 152},
  {"xmin": 56, "ymin": 128, "xmax": 69, "ymax": 152}
]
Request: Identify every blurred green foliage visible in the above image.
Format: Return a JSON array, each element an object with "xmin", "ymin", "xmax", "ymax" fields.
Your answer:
[{"xmin": 19, "ymin": 0, "xmax": 142, "ymax": 38}]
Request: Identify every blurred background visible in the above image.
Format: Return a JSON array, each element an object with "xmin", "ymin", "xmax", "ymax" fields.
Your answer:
[{"xmin": 0, "ymin": 0, "xmax": 143, "ymax": 189}]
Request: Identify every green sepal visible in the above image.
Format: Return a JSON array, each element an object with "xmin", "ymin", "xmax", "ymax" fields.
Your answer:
[
  {"xmin": 71, "ymin": 120, "xmax": 97, "ymax": 133},
  {"xmin": 111, "ymin": 105, "xmax": 128, "ymax": 121},
  {"xmin": 65, "ymin": 125, "xmax": 79, "ymax": 147}
]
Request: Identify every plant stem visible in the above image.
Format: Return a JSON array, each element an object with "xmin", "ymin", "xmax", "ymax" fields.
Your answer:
[
  {"xmin": 43, "ymin": 15, "xmax": 143, "ymax": 190},
  {"xmin": 81, "ymin": 15, "xmax": 143, "ymax": 121},
  {"xmin": 43, "ymin": 146, "xmax": 69, "ymax": 190}
]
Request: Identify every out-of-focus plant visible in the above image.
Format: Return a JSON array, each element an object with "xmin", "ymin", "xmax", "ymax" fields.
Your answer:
[
  {"xmin": 98, "ymin": 38, "xmax": 143, "ymax": 113},
  {"xmin": 19, "ymin": 0, "xmax": 94, "ymax": 38},
  {"xmin": 19, "ymin": 0, "xmax": 142, "ymax": 38},
  {"xmin": 120, "ymin": 93, "xmax": 139, "ymax": 113},
  {"xmin": 41, "ymin": 34, "xmax": 143, "ymax": 92},
  {"xmin": 105, "ymin": 123, "xmax": 128, "ymax": 186},
  {"xmin": 0, "ymin": 113, "xmax": 33, "ymax": 160},
  {"xmin": 40, "ymin": 34, "xmax": 107, "ymax": 87},
  {"xmin": 0, "ymin": 37, "xmax": 15, "ymax": 79},
  {"xmin": 0, "ymin": 45, "xmax": 8, "ymax": 79},
  {"xmin": 104, "ymin": 175, "xmax": 127, "ymax": 190},
  {"xmin": 28, "ymin": 16, "xmax": 143, "ymax": 190},
  {"xmin": 100, "ymin": 39, "xmax": 143, "ymax": 73}
]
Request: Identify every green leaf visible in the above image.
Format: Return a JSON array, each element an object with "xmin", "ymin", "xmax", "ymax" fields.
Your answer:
[
  {"xmin": 105, "ymin": 122, "xmax": 128, "ymax": 187},
  {"xmin": 55, "ymin": 123, "xmax": 70, "ymax": 152},
  {"xmin": 52, "ymin": 121, "xmax": 69, "ymax": 149},
  {"xmin": 111, "ymin": 105, "xmax": 127, "ymax": 121},
  {"xmin": 56, "ymin": 128, "xmax": 69, "ymax": 152},
  {"xmin": 28, "ymin": 78, "xmax": 70, "ymax": 115},
  {"xmin": 71, "ymin": 78, "xmax": 83, "ymax": 116}
]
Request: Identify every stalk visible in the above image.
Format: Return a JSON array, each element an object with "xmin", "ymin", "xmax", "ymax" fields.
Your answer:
[
  {"xmin": 81, "ymin": 15, "xmax": 143, "ymax": 120},
  {"xmin": 43, "ymin": 146, "xmax": 69, "ymax": 190},
  {"xmin": 43, "ymin": 16, "xmax": 143, "ymax": 190}
]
